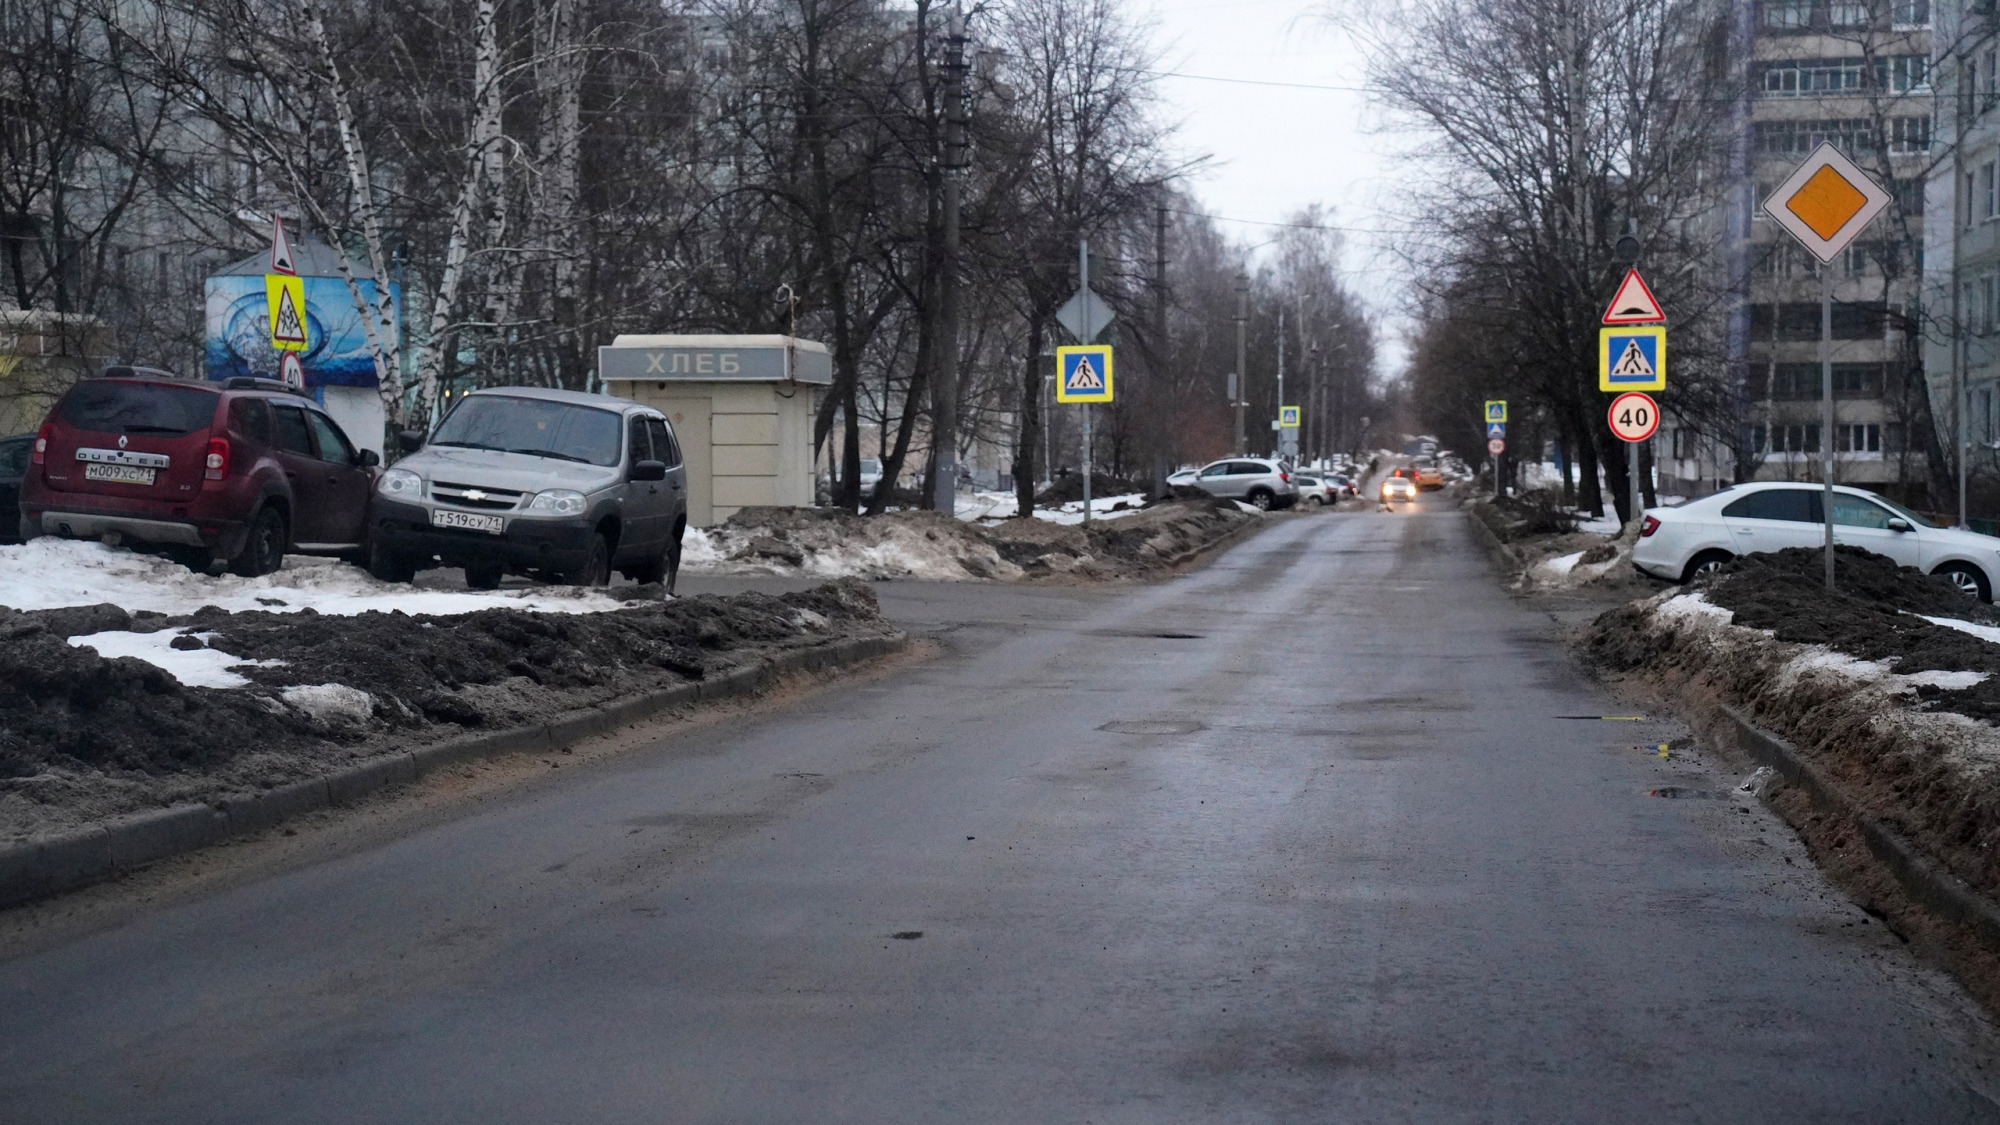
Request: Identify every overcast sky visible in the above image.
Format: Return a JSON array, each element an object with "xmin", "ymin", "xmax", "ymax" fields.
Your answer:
[{"xmin": 1140, "ymin": 0, "xmax": 1413, "ymax": 376}]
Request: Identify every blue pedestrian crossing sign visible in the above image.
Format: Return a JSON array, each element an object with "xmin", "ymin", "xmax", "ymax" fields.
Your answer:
[
  {"xmin": 1055, "ymin": 345, "xmax": 1114, "ymax": 403},
  {"xmin": 1599, "ymin": 326, "xmax": 1666, "ymax": 392},
  {"xmin": 1279, "ymin": 405, "xmax": 1301, "ymax": 428},
  {"xmin": 1486, "ymin": 421, "xmax": 1506, "ymax": 440},
  {"xmin": 1485, "ymin": 400, "xmax": 1507, "ymax": 424}
]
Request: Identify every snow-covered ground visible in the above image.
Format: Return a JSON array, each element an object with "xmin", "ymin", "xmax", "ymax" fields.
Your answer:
[
  {"xmin": 66, "ymin": 628, "xmax": 283, "ymax": 688},
  {"xmin": 0, "ymin": 539, "xmax": 623, "ymax": 616},
  {"xmin": 953, "ymin": 490, "xmax": 1147, "ymax": 524}
]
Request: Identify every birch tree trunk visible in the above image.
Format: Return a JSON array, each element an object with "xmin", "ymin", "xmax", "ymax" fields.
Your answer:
[{"xmin": 413, "ymin": 0, "xmax": 504, "ymax": 425}]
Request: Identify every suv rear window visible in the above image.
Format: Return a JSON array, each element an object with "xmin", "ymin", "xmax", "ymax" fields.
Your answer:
[{"xmin": 60, "ymin": 381, "xmax": 217, "ymax": 436}]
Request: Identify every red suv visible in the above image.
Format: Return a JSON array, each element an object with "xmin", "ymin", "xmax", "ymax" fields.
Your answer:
[{"xmin": 19, "ymin": 369, "xmax": 381, "ymax": 575}]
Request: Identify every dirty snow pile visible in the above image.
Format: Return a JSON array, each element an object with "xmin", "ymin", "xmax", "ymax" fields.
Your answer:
[
  {"xmin": 0, "ymin": 538, "xmax": 622, "ymax": 616},
  {"xmin": 955, "ymin": 490, "xmax": 1148, "ymax": 524}
]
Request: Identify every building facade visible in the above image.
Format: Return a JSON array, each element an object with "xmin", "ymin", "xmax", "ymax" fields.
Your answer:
[{"xmin": 1663, "ymin": 0, "xmax": 1935, "ymax": 503}]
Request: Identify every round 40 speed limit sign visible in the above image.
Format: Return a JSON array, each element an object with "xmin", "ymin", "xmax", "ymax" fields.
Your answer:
[{"xmin": 1607, "ymin": 391, "xmax": 1660, "ymax": 443}]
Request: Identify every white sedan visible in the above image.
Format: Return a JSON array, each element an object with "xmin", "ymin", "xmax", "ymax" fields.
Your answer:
[{"xmin": 1632, "ymin": 482, "xmax": 2000, "ymax": 600}]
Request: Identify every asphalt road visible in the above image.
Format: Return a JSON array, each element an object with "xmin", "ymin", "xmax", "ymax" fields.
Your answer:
[{"xmin": 6, "ymin": 496, "xmax": 2000, "ymax": 1122}]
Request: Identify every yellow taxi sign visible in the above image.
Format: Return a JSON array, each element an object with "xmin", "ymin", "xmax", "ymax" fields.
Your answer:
[
  {"xmin": 265, "ymin": 273, "xmax": 308, "ymax": 351},
  {"xmin": 1763, "ymin": 142, "xmax": 1891, "ymax": 263}
]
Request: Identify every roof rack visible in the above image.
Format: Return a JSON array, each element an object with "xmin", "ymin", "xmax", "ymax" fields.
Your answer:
[
  {"xmin": 222, "ymin": 376, "xmax": 313, "ymax": 397},
  {"xmin": 97, "ymin": 365, "xmax": 183, "ymax": 382}
]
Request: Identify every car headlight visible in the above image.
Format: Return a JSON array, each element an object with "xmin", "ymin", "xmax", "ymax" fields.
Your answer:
[
  {"xmin": 378, "ymin": 467, "xmax": 423, "ymax": 498},
  {"xmin": 526, "ymin": 489, "xmax": 587, "ymax": 516}
]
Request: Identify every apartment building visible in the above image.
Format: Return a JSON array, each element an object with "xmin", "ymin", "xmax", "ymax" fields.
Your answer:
[
  {"xmin": 1664, "ymin": 0, "xmax": 1935, "ymax": 502},
  {"xmin": 1924, "ymin": 0, "xmax": 2000, "ymax": 513}
]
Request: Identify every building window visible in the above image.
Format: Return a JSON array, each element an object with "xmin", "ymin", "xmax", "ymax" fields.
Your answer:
[
  {"xmin": 1673, "ymin": 428, "xmax": 1694, "ymax": 460},
  {"xmin": 1779, "ymin": 303, "xmax": 1823, "ymax": 341},
  {"xmin": 1765, "ymin": 0, "xmax": 1813, "ymax": 29},
  {"xmin": 1837, "ymin": 424, "xmax": 1883, "ymax": 453},
  {"xmin": 1893, "ymin": 0, "xmax": 1931, "ymax": 28},
  {"xmin": 1832, "ymin": 301, "xmax": 1888, "ymax": 339},
  {"xmin": 1829, "ymin": 0, "xmax": 1870, "ymax": 27},
  {"xmin": 1772, "ymin": 424, "xmax": 1823, "ymax": 454},
  {"xmin": 1884, "ymin": 54, "xmax": 1930, "ymax": 92},
  {"xmin": 1888, "ymin": 116, "xmax": 1931, "ymax": 154},
  {"xmin": 1833, "ymin": 363, "xmax": 1883, "ymax": 397},
  {"xmin": 1773, "ymin": 363, "xmax": 1820, "ymax": 399}
]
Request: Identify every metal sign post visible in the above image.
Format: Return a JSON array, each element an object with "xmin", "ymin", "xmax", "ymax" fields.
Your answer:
[{"xmin": 1762, "ymin": 142, "xmax": 1891, "ymax": 592}]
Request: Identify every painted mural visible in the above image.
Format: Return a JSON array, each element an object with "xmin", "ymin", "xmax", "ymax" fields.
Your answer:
[{"xmin": 203, "ymin": 276, "xmax": 398, "ymax": 388}]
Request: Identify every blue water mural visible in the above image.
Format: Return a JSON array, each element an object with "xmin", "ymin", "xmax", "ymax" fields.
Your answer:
[{"xmin": 204, "ymin": 276, "xmax": 399, "ymax": 388}]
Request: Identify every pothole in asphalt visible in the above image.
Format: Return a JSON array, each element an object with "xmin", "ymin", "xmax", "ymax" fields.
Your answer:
[
  {"xmin": 891, "ymin": 931, "xmax": 924, "ymax": 940},
  {"xmin": 1646, "ymin": 787, "xmax": 1728, "ymax": 800},
  {"xmin": 1098, "ymin": 719, "xmax": 1206, "ymax": 735}
]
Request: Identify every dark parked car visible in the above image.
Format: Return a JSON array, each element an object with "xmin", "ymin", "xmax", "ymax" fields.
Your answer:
[
  {"xmin": 18, "ymin": 369, "xmax": 380, "ymax": 575},
  {"xmin": 368, "ymin": 387, "xmax": 688, "ymax": 590},
  {"xmin": 0, "ymin": 433, "xmax": 33, "ymax": 544}
]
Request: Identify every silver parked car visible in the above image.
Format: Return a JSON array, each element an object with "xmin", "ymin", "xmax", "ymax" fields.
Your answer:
[
  {"xmin": 369, "ymin": 387, "xmax": 688, "ymax": 591},
  {"xmin": 1187, "ymin": 457, "xmax": 1299, "ymax": 510}
]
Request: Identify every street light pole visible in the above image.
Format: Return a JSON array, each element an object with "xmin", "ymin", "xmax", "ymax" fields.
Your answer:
[{"xmin": 1233, "ymin": 273, "xmax": 1247, "ymax": 455}]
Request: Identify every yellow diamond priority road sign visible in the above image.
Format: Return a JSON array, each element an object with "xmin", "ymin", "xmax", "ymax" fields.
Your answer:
[{"xmin": 1763, "ymin": 142, "xmax": 1891, "ymax": 263}]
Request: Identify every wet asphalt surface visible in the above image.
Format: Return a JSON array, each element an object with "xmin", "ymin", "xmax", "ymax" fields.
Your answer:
[{"xmin": 6, "ymin": 497, "xmax": 2000, "ymax": 1122}]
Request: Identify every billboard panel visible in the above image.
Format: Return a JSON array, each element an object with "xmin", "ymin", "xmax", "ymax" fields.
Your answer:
[{"xmin": 204, "ymin": 275, "xmax": 398, "ymax": 388}]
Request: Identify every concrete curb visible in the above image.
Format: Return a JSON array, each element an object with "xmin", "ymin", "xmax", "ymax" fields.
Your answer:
[
  {"xmin": 1704, "ymin": 703, "xmax": 2000, "ymax": 954},
  {"xmin": 1463, "ymin": 504, "xmax": 1521, "ymax": 576},
  {"xmin": 0, "ymin": 631, "xmax": 907, "ymax": 908}
]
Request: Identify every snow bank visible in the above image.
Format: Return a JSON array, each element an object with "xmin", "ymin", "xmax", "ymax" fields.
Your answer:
[
  {"xmin": 1656, "ymin": 592, "xmax": 1733, "ymax": 624},
  {"xmin": 282, "ymin": 683, "xmax": 377, "ymax": 723},
  {"xmin": 0, "ymin": 539, "xmax": 622, "ymax": 616},
  {"xmin": 955, "ymin": 490, "xmax": 1146, "ymax": 524},
  {"xmin": 1922, "ymin": 615, "xmax": 2000, "ymax": 645},
  {"xmin": 66, "ymin": 629, "xmax": 282, "ymax": 689},
  {"xmin": 1538, "ymin": 551, "xmax": 1585, "ymax": 580}
]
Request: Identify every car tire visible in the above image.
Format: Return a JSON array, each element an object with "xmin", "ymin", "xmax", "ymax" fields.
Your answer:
[
  {"xmin": 1306, "ymin": 495, "xmax": 1324, "ymax": 509},
  {"xmin": 1247, "ymin": 488, "xmax": 1275, "ymax": 511},
  {"xmin": 666, "ymin": 528, "xmax": 682, "ymax": 595},
  {"xmin": 229, "ymin": 505, "xmax": 287, "ymax": 578},
  {"xmin": 568, "ymin": 532, "xmax": 612, "ymax": 587},
  {"xmin": 626, "ymin": 547, "xmax": 669, "ymax": 587},
  {"xmin": 367, "ymin": 543, "xmax": 419, "ymax": 584},
  {"xmin": 1679, "ymin": 550, "xmax": 1733, "ymax": 584},
  {"xmin": 464, "ymin": 562, "xmax": 505, "ymax": 590},
  {"xmin": 1934, "ymin": 562, "xmax": 1993, "ymax": 603}
]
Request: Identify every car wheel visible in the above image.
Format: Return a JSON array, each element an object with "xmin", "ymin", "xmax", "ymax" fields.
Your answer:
[
  {"xmin": 568, "ymin": 533, "xmax": 612, "ymax": 587},
  {"xmin": 229, "ymin": 505, "xmax": 287, "ymax": 578},
  {"xmin": 666, "ymin": 530, "xmax": 682, "ymax": 595},
  {"xmin": 1247, "ymin": 488, "xmax": 1275, "ymax": 511},
  {"xmin": 1306, "ymin": 495, "xmax": 1324, "ymax": 509},
  {"xmin": 1680, "ymin": 550, "xmax": 1732, "ymax": 584},
  {"xmin": 626, "ymin": 548, "xmax": 669, "ymax": 586},
  {"xmin": 367, "ymin": 543, "xmax": 419, "ymax": 584},
  {"xmin": 464, "ymin": 562, "xmax": 505, "ymax": 590},
  {"xmin": 1935, "ymin": 562, "xmax": 1992, "ymax": 603}
]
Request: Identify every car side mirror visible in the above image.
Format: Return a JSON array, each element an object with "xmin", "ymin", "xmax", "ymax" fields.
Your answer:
[
  {"xmin": 631, "ymin": 459, "xmax": 667, "ymax": 482},
  {"xmin": 1887, "ymin": 517, "xmax": 1912, "ymax": 532},
  {"xmin": 355, "ymin": 448, "xmax": 381, "ymax": 468},
  {"xmin": 398, "ymin": 429, "xmax": 425, "ymax": 454}
]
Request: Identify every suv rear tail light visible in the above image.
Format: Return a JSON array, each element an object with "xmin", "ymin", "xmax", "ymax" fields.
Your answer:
[
  {"xmin": 204, "ymin": 437, "xmax": 231, "ymax": 481},
  {"xmin": 30, "ymin": 421, "xmax": 49, "ymax": 466},
  {"xmin": 1279, "ymin": 471, "xmax": 1290, "ymax": 483},
  {"xmin": 1640, "ymin": 515, "xmax": 1659, "ymax": 538}
]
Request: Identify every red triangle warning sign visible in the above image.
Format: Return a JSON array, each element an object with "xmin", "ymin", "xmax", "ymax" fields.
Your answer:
[
  {"xmin": 1602, "ymin": 268, "xmax": 1664, "ymax": 325},
  {"xmin": 270, "ymin": 215, "xmax": 297, "ymax": 276}
]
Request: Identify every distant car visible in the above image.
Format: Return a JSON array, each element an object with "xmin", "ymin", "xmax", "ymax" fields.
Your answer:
[
  {"xmin": 0, "ymin": 433, "xmax": 32, "ymax": 544},
  {"xmin": 371, "ymin": 387, "xmax": 688, "ymax": 590},
  {"xmin": 1294, "ymin": 474, "xmax": 1336, "ymax": 508},
  {"xmin": 1633, "ymin": 482, "xmax": 2000, "ymax": 600},
  {"xmin": 20, "ymin": 370, "xmax": 380, "ymax": 575},
  {"xmin": 1381, "ymin": 476, "xmax": 1418, "ymax": 503},
  {"xmin": 1187, "ymin": 457, "xmax": 1299, "ymax": 510},
  {"xmin": 1327, "ymin": 475, "xmax": 1358, "ymax": 498},
  {"xmin": 1413, "ymin": 462, "xmax": 1444, "ymax": 490}
]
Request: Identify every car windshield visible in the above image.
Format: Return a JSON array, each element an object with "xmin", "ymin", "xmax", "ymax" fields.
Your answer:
[
  {"xmin": 429, "ymin": 396, "xmax": 622, "ymax": 466},
  {"xmin": 60, "ymin": 380, "xmax": 217, "ymax": 436}
]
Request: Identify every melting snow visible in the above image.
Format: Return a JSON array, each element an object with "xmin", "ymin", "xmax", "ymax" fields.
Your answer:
[
  {"xmin": 1655, "ymin": 593, "xmax": 1733, "ymax": 624},
  {"xmin": 1898, "ymin": 670, "xmax": 1993, "ymax": 690},
  {"xmin": 282, "ymin": 683, "xmax": 376, "ymax": 723},
  {"xmin": 1539, "ymin": 551, "xmax": 1585, "ymax": 579},
  {"xmin": 66, "ymin": 629, "xmax": 282, "ymax": 689},
  {"xmin": 1920, "ymin": 615, "xmax": 2000, "ymax": 645},
  {"xmin": 0, "ymin": 539, "xmax": 622, "ymax": 616}
]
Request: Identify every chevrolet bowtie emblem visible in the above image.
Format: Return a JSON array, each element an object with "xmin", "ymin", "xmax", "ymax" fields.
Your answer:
[{"xmin": 464, "ymin": 489, "xmax": 487, "ymax": 502}]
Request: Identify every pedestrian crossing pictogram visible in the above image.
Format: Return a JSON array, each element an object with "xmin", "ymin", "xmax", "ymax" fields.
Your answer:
[
  {"xmin": 1598, "ymin": 326, "xmax": 1665, "ymax": 391},
  {"xmin": 1610, "ymin": 340, "xmax": 1653, "ymax": 378},
  {"xmin": 1055, "ymin": 345, "xmax": 1114, "ymax": 403}
]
